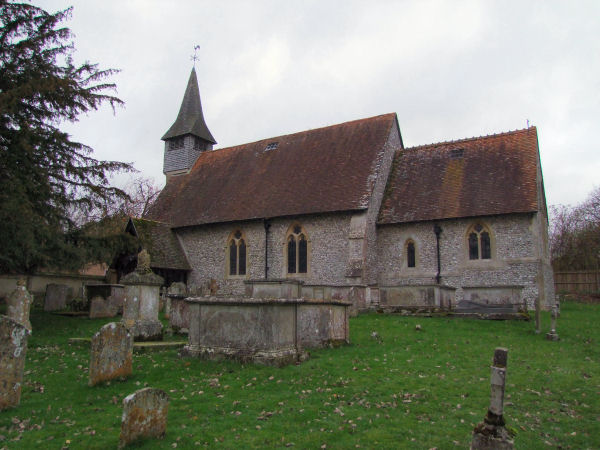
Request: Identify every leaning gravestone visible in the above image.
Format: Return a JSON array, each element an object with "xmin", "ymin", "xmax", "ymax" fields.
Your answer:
[
  {"xmin": 471, "ymin": 347, "xmax": 514, "ymax": 449},
  {"xmin": 89, "ymin": 322, "xmax": 133, "ymax": 386},
  {"xmin": 6, "ymin": 279, "xmax": 33, "ymax": 331},
  {"xmin": 121, "ymin": 250, "xmax": 164, "ymax": 341},
  {"xmin": 118, "ymin": 387, "xmax": 169, "ymax": 448},
  {"xmin": 0, "ymin": 315, "xmax": 31, "ymax": 410},
  {"xmin": 44, "ymin": 283, "xmax": 71, "ymax": 311}
]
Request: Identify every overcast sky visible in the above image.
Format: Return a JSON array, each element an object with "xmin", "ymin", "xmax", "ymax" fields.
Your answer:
[{"xmin": 35, "ymin": 0, "xmax": 600, "ymax": 207}]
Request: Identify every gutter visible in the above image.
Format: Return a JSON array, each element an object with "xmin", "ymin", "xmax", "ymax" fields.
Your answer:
[
  {"xmin": 434, "ymin": 224, "xmax": 442, "ymax": 284},
  {"xmin": 263, "ymin": 219, "xmax": 271, "ymax": 279}
]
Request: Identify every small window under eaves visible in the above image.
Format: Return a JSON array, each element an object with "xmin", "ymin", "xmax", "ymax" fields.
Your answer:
[
  {"xmin": 265, "ymin": 142, "xmax": 279, "ymax": 151},
  {"xmin": 450, "ymin": 148, "xmax": 464, "ymax": 159}
]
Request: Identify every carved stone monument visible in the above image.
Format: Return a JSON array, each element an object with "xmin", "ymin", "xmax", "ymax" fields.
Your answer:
[
  {"xmin": 0, "ymin": 316, "xmax": 31, "ymax": 410},
  {"xmin": 121, "ymin": 250, "xmax": 164, "ymax": 341},
  {"xmin": 471, "ymin": 347, "xmax": 514, "ymax": 449},
  {"xmin": 89, "ymin": 322, "xmax": 133, "ymax": 386},
  {"xmin": 118, "ymin": 387, "xmax": 169, "ymax": 448},
  {"xmin": 5, "ymin": 279, "xmax": 32, "ymax": 331}
]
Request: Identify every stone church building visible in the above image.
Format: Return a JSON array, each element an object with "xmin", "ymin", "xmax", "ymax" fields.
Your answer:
[{"xmin": 144, "ymin": 68, "xmax": 554, "ymax": 312}]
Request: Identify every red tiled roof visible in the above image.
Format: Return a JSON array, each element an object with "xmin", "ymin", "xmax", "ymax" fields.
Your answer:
[
  {"xmin": 148, "ymin": 113, "xmax": 398, "ymax": 228},
  {"xmin": 378, "ymin": 127, "xmax": 540, "ymax": 224}
]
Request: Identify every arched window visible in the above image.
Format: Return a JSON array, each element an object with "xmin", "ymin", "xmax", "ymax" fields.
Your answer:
[
  {"xmin": 286, "ymin": 224, "xmax": 308, "ymax": 274},
  {"xmin": 468, "ymin": 223, "xmax": 492, "ymax": 260},
  {"xmin": 406, "ymin": 239, "xmax": 416, "ymax": 268},
  {"xmin": 228, "ymin": 230, "xmax": 247, "ymax": 276}
]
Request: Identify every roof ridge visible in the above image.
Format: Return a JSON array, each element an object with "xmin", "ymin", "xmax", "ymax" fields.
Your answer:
[
  {"xmin": 406, "ymin": 126, "xmax": 536, "ymax": 151},
  {"xmin": 208, "ymin": 112, "xmax": 397, "ymax": 154}
]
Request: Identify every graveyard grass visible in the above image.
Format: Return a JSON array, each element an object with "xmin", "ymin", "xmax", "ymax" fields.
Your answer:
[{"xmin": 0, "ymin": 301, "xmax": 598, "ymax": 449}]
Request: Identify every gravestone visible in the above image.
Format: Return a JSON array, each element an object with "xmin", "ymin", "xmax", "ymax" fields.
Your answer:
[
  {"xmin": 471, "ymin": 347, "xmax": 514, "ymax": 449},
  {"xmin": 118, "ymin": 387, "xmax": 169, "ymax": 448},
  {"xmin": 89, "ymin": 295, "xmax": 118, "ymax": 319},
  {"xmin": 86, "ymin": 284, "xmax": 125, "ymax": 315},
  {"xmin": 121, "ymin": 250, "xmax": 164, "ymax": 341},
  {"xmin": 44, "ymin": 283, "xmax": 71, "ymax": 311},
  {"xmin": 0, "ymin": 315, "xmax": 31, "ymax": 410},
  {"xmin": 545, "ymin": 305, "xmax": 560, "ymax": 341},
  {"xmin": 89, "ymin": 322, "xmax": 133, "ymax": 386},
  {"xmin": 5, "ymin": 279, "xmax": 33, "ymax": 331}
]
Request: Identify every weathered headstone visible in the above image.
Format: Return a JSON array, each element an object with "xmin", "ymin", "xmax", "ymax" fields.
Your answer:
[
  {"xmin": 5, "ymin": 279, "xmax": 33, "ymax": 331},
  {"xmin": 471, "ymin": 347, "xmax": 514, "ymax": 449},
  {"xmin": 546, "ymin": 304, "xmax": 560, "ymax": 341},
  {"xmin": 0, "ymin": 315, "xmax": 31, "ymax": 410},
  {"xmin": 118, "ymin": 387, "xmax": 169, "ymax": 448},
  {"xmin": 44, "ymin": 283, "xmax": 71, "ymax": 311},
  {"xmin": 121, "ymin": 250, "xmax": 164, "ymax": 341},
  {"xmin": 89, "ymin": 295, "xmax": 118, "ymax": 319},
  {"xmin": 86, "ymin": 284, "xmax": 125, "ymax": 315},
  {"xmin": 168, "ymin": 282, "xmax": 186, "ymax": 296},
  {"xmin": 89, "ymin": 322, "xmax": 133, "ymax": 386}
]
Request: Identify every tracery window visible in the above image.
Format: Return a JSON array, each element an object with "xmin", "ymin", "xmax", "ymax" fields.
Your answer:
[
  {"xmin": 228, "ymin": 230, "xmax": 247, "ymax": 276},
  {"xmin": 468, "ymin": 223, "xmax": 491, "ymax": 260},
  {"xmin": 406, "ymin": 239, "xmax": 416, "ymax": 268},
  {"xmin": 286, "ymin": 225, "xmax": 308, "ymax": 274}
]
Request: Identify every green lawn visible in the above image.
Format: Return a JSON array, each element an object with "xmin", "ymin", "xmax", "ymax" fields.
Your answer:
[{"xmin": 0, "ymin": 301, "xmax": 598, "ymax": 449}]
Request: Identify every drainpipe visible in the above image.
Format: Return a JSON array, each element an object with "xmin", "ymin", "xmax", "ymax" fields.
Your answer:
[
  {"xmin": 263, "ymin": 219, "xmax": 271, "ymax": 279},
  {"xmin": 434, "ymin": 224, "xmax": 442, "ymax": 284}
]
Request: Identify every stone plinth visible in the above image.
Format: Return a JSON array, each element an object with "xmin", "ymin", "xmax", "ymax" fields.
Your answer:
[
  {"xmin": 121, "ymin": 268, "xmax": 164, "ymax": 342},
  {"xmin": 44, "ymin": 283, "xmax": 71, "ymax": 311},
  {"xmin": 119, "ymin": 388, "xmax": 169, "ymax": 448},
  {"xmin": 89, "ymin": 322, "xmax": 133, "ymax": 386},
  {"xmin": 0, "ymin": 315, "xmax": 31, "ymax": 410},
  {"xmin": 5, "ymin": 280, "xmax": 32, "ymax": 331},
  {"xmin": 182, "ymin": 297, "xmax": 350, "ymax": 366}
]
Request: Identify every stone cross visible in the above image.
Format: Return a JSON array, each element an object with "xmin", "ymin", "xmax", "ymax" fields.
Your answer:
[
  {"xmin": 6, "ymin": 279, "xmax": 32, "ymax": 331},
  {"xmin": 545, "ymin": 305, "xmax": 560, "ymax": 341},
  {"xmin": 118, "ymin": 387, "xmax": 169, "ymax": 448},
  {"xmin": 471, "ymin": 347, "xmax": 514, "ymax": 449},
  {"xmin": 0, "ymin": 315, "xmax": 31, "ymax": 411},
  {"xmin": 89, "ymin": 322, "xmax": 133, "ymax": 386}
]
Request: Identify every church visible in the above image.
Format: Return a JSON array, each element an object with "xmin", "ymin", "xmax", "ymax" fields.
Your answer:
[{"xmin": 142, "ymin": 68, "xmax": 554, "ymax": 312}]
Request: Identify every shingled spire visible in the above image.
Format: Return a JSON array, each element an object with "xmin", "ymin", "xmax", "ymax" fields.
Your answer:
[
  {"xmin": 162, "ymin": 68, "xmax": 216, "ymax": 143},
  {"xmin": 162, "ymin": 68, "xmax": 216, "ymax": 180}
]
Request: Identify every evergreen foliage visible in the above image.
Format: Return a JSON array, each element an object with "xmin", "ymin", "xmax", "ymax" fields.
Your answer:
[{"xmin": 0, "ymin": 1, "xmax": 135, "ymax": 274}]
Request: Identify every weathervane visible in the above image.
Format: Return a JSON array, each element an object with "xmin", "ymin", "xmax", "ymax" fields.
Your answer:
[{"xmin": 190, "ymin": 45, "xmax": 201, "ymax": 66}]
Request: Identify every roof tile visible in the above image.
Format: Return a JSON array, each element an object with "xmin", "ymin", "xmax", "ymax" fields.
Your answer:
[{"xmin": 378, "ymin": 127, "xmax": 540, "ymax": 224}]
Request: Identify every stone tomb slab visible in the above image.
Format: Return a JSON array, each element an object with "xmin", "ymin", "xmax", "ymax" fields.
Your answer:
[
  {"xmin": 89, "ymin": 322, "xmax": 133, "ymax": 386},
  {"xmin": 0, "ymin": 315, "xmax": 31, "ymax": 410},
  {"xmin": 183, "ymin": 297, "xmax": 350, "ymax": 366},
  {"xmin": 119, "ymin": 387, "xmax": 169, "ymax": 448}
]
